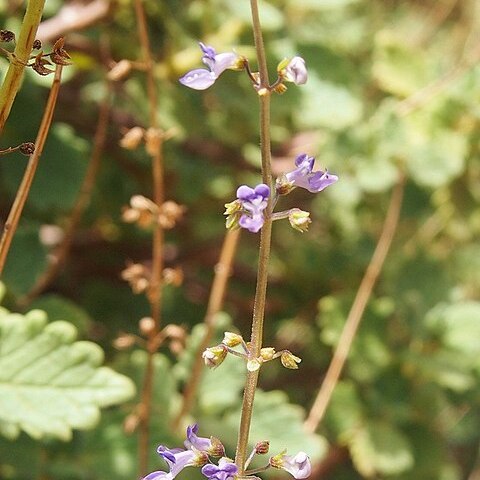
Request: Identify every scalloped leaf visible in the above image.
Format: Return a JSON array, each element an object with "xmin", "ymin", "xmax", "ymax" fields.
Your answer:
[
  {"xmin": 347, "ymin": 421, "xmax": 414, "ymax": 477},
  {"xmin": 0, "ymin": 309, "xmax": 135, "ymax": 441}
]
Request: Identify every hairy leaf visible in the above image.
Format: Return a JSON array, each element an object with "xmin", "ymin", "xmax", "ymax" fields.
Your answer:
[{"xmin": 0, "ymin": 309, "xmax": 135, "ymax": 440}]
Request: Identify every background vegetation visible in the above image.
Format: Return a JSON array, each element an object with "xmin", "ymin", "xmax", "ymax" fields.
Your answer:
[{"xmin": 1, "ymin": 0, "xmax": 480, "ymax": 479}]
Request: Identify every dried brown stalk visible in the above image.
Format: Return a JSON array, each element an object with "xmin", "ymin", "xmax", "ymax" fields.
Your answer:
[
  {"xmin": 132, "ymin": 0, "xmax": 165, "ymax": 476},
  {"xmin": 304, "ymin": 176, "xmax": 405, "ymax": 434},
  {"xmin": 17, "ymin": 84, "xmax": 112, "ymax": 307},
  {"xmin": 0, "ymin": 65, "xmax": 63, "ymax": 276}
]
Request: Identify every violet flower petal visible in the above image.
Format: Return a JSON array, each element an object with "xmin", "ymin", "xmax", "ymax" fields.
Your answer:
[{"xmin": 179, "ymin": 68, "xmax": 216, "ymax": 90}]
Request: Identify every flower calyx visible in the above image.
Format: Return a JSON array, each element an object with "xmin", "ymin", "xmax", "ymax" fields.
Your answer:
[
  {"xmin": 288, "ymin": 209, "xmax": 311, "ymax": 233},
  {"xmin": 202, "ymin": 345, "xmax": 228, "ymax": 369},
  {"xmin": 280, "ymin": 350, "xmax": 302, "ymax": 369}
]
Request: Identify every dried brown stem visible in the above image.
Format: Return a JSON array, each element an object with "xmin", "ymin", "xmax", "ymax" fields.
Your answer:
[
  {"xmin": 17, "ymin": 84, "xmax": 112, "ymax": 307},
  {"xmin": 0, "ymin": 65, "xmax": 63, "ymax": 277},
  {"xmin": 133, "ymin": 0, "xmax": 165, "ymax": 476},
  {"xmin": 172, "ymin": 228, "xmax": 241, "ymax": 430},
  {"xmin": 304, "ymin": 176, "xmax": 405, "ymax": 434}
]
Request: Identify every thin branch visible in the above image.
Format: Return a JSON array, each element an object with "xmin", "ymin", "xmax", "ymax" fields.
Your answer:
[
  {"xmin": 304, "ymin": 175, "xmax": 405, "ymax": 434},
  {"xmin": 0, "ymin": 0, "xmax": 46, "ymax": 134},
  {"xmin": 133, "ymin": 0, "xmax": 165, "ymax": 476},
  {"xmin": 172, "ymin": 228, "xmax": 241, "ymax": 430},
  {"xmin": 0, "ymin": 65, "xmax": 63, "ymax": 277},
  {"xmin": 17, "ymin": 83, "xmax": 112, "ymax": 307}
]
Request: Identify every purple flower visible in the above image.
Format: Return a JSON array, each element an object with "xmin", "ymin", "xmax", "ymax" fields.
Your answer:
[
  {"xmin": 284, "ymin": 154, "xmax": 338, "ymax": 193},
  {"xmin": 179, "ymin": 42, "xmax": 239, "ymax": 90},
  {"xmin": 143, "ymin": 447, "xmax": 202, "ymax": 480},
  {"xmin": 185, "ymin": 424, "xmax": 225, "ymax": 457},
  {"xmin": 236, "ymin": 183, "xmax": 270, "ymax": 233},
  {"xmin": 270, "ymin": 451, "xmax": 312, "ymax": 479},
  {"xmin": 283, "ymin": 56, "xmax": 308, "ymax": 85},
  {"xmin": 201, "ymin": 458, "xmax": 238, "ymax": 480}
]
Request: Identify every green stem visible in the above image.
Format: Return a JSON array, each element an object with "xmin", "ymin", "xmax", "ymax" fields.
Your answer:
[
  {"xmin": 0, "ymin": 0, "xmax": 46, "ymax": 134},
  {"xmin": 234, "ymin": 0, "xmax": 272, "ymax": 475}
]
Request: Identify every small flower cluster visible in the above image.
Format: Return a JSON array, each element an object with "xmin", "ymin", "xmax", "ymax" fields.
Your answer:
[
  {"xmin": 143, "ymin": 424, "xmax": 311, "ymax": 480},
  {"xmin": 179, "ymin": 42, "xmax": 338, "ymax": 235},
  {"xmin": 202, "ymin": 331, "xmax": 302, "ymax": 372},
  {"xmin": 224, "ymin": 153, "xmax": 338, "ymax": 234},
  {"xmin": 179, "ymin": 43, "xmax": 308, "ymax": 92}
]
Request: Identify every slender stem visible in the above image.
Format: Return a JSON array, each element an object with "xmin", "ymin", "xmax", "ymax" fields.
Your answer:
[
  {"xmin": 0, "ymin": 0, "xmax": 46, "ymax": 134},
  {"xmin": 235, "ymin": 0, "xmax": 272, "ymax": 475},
  {"xmin": 17, "ymin": 84, "xmax": 111, "ymax": 307},
  {"xmin": 172, "ymin": 228, "xmax": 241, "ymax": 431},
  {"xmin": 133, "ymin": 0, "xmax": 165, "ymax": 476},
  {"xmin": 0, "ymin": 65, "xmax": 63, "ymax": 277},
  {"xmin": 304, "ymin": 176, "xmax": 405, "ymax": 434}
]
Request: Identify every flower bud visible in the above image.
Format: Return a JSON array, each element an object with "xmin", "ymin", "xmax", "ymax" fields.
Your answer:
[
  {"xmin": 202, "ymin": 345, "xmax": 227, "ymax": 369},
  {"xmin": 19, "ymin": 142, "xmax": 35, "ymax": 156},
  {"xmin": 255, "ymin": 441, "xmax": 270, "ymax": 455},
  {"xmin": 260, "ymin": 347, "xmax": 275, "ymax": 361},
  {"xmin": 0, "ymin": 30, "xmax": 15, "ymax": 42},
  {"xmin": 288, "ymin": 209, "xmax": 311, "ymax": 233},
  {"xmin": 280, "ymin": 350, "xmax": 302, "ymax": 369},
  {"xmin": 145, "ymin": 127, "xmax": 163, "ymax": 156},
  {"xmin": 139, "ymin": 316, "xmax": 156, "ymax": 336},
  {"xmin": 282, "ymin": 56, "xmax": 308, "ymax": 85},
  {"xmin": 120, "ymin": 126, "xmax": 144, "ymax": 150},
  {"xmin": 223, "ymin": 332, "xmax": 243, "ymax": 347},
  {"xmin": 247, "ymin": 358, "xmax": 261, "ymax": 372},
  {"xmin": 108, "ymin": 59, "xmax": 132, "ymax": 81}
]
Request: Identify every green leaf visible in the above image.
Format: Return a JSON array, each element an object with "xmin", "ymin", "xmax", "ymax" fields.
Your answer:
[
  {"xmin": 296, "ymin": 74, "xmax": 363, "ymax": 131},
  {"xmin": 404, "ymin": 130, "xmax": 467, "ymax": 188},
  {"xmin": 0, "ymin": 309, "xmax": 135, "ymax": 441},
  {"xmin": 348, "ymin": 421, "xmax": 414, "ymax": 477},
  {"xmin": 288, "ymin": 0, "xmax": 361, "ymax": 10},
  {"xmin": 373, "ymin": 30, "xmax": 432, "ymax": 96},
  {"xmin": 425, "ymin": 302, "xmax": 480, "ymax": 357},
  {"xmin": 29, "ymin": 294, "xmax": 93, "ymax": 336},
  {"xmin": 324, "ymin": 381, "xmax": 364, "ymax": 440},
  {"xmin": 225, "ymin": 389, "xmax": 328, "ymax": 462},
  {"xmin": 2, "ymin": 225, "xmax": 48, "ymax": 297}
]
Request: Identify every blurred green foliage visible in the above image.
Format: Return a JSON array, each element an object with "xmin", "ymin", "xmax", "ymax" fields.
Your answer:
[{"xmin": 1, "ymin": 0, "xmax": 480, "ymax": 479}]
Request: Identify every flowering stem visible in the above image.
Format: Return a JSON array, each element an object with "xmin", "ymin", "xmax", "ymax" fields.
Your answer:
[
  {"xmin": 234, "ymin": 0, "xmax": 272, "ymax": 475},
  {"xmin": 0, "ymin": 65, "xmax": 63, "ymax": 277},
  {"xmin": 0, "ymin": 0, "xmax": 46, "ymax": 134},
  {"xmin": 133, "ymin": 0, "xmax": 165, "ymax": 476}
]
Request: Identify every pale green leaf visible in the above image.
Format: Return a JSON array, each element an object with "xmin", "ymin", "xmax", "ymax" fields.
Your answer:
[
  {"xmin": 296, "ymin": 74, "xmax": 363, "ymax": 130},
  {"xmin": 373, "ymin": 30, "xmax": 432, "ymax": 96},
  {"xmin": 348, "ymin": 421, "xmax": 414, "ymax": 477},
  {"xmin": 0, "ymin": 309, "xmax": 135, "ymax": 441},
  {"xmin": 287, "ymin": 0, "xmax": 361, "ymax": 10},
  {"xmin": 404, "ymin": 130, "xmax": 467, "ymax": 188}
]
